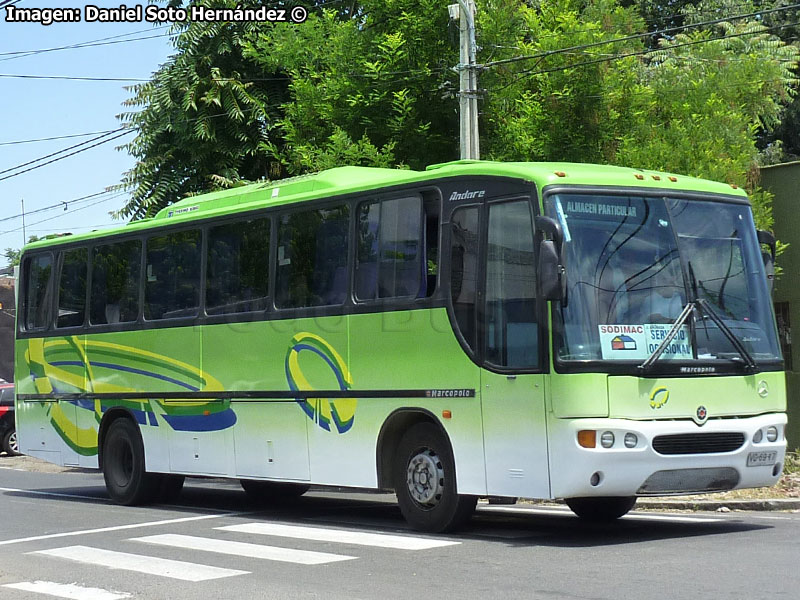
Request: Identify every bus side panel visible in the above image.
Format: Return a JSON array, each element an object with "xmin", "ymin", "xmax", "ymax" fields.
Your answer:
[
  {"xmin": 15, "ymin": 338, "xmax": 72, "ymax": 465},
  {"xmin": 338, "ymin": 308, "xmax": 486, "ymax": 495},
  {"xmin": 128, "ymin": 326, "xmax": 226, "ymax": 475},
  {"xmin": 75, "ymin": 328, "xmax": 201, "ymax": 475},
  {"xmin": 203, "ymin": 319, "xmax": 311, "ymax": 482},
  {"xmin": 279, "ymin": 315, "xmax": 354, "ymax": 486}
]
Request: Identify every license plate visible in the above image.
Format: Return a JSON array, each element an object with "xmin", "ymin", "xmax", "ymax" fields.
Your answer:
[{"xmin": 746, "ymin": 451, "xmax": 777, "ymax": 467}]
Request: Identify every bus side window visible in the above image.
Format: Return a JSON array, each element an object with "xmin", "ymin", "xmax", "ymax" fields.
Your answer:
[
  {"xmin": 56, "ymin": 247, "xmax": 88, "ymax": 328},
  {"xmin": 22, "ymin": 253, "xmax": 54, "ymax": 331},
  {"xmin": 145, "ymin": 230, "xmax": 201, "ymax": 320},
  {"xmin": 449, "ymin": 206, "xmax": 479, "ymax": 354},
  {"xmin": 355, "ymin": 195, "xmax": 422, "ymax": 301},
  {"xmin": 485, "ymin": 200, "xmax": 538, "ymax": 368},
  {"xmin": 275, "ymin": 205, "xmax": 350, "ymax": 309},
  {"xmin": 206, "ymin": 217, "xmax": 270, "ymax": 315},
  {"xmin": 90, "ymin": 240, "xmax": 141, "ymax": 325}
]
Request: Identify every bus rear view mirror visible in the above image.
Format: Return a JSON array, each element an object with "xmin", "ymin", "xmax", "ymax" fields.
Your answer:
[
  {"xmin": 757, "ymin": 229, "xmax": 776, "ymax": 295},
  {"xmin": 535, "ymin": 216, "xmax": 567, "ymax": 304}
]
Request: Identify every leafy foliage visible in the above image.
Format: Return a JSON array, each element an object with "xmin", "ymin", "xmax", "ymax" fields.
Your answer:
[
  {"xmin": 118, "ymin": 0, "xmax": 799, "ymax": 237},
  {"xmin": 116, "ymin": 0, "xmax": 290, "ymax": 219},
  {"xmin": 4, "ymin": 236, "xmax": 41, "ymax": 268},
  {"xmin": 242, "ymin": 0, "xmax": 459, "ymax": 173}
]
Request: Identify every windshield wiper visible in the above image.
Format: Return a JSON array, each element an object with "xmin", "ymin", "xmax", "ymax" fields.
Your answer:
[
  {"xmin": 638, "ymin": 297, "xmax": 758, "ymax": 373},
  {"xmin": 695, "ymin": 298, "xmax": 757, "ymax": 372},
  {"xmin": 638, "ymin": 301, "xmax": 696, "ymax": 372}
]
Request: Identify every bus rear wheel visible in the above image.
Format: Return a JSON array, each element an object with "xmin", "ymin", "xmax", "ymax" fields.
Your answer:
[
  {"xmin": 565, "ymin": 496, "xmax": 637, "ymax": 521},
  {"xmin": 240, "ymin": 479, "xmax": 310, "ymax": 503},
  {"xmin": 102, "ymin": 418, "xmax": 159, "ymax": 505},
  {"xmin": 393, "ymin": 422, "xmax": 476, "ymax": 533}
]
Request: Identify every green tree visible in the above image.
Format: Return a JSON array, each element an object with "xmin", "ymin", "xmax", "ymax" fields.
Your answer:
[
  {"xmin": 242, "ymin": 0, "xmax": 460, "ymax": 173},
  {"xmin": 118, "ymin": 0, "xmax": 798, "ymax": 237},
  {"xmin": 116, "ymin": 0, "xmax": 291, "ymax": 219},
  {"xmin": 4, "ymin": 236, "xmax": 41, "ymax": 268}
]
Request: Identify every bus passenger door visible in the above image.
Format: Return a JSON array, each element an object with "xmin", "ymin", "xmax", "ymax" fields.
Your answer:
[{"xmin": 480, "ymin": 198, "xmax": 550, "ymax": 499}]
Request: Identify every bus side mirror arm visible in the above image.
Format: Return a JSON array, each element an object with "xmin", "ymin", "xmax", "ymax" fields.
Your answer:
[
  {"xmin": 757, "ymin": 229, "xmax": 776, "ymax": 295},
  {"xmin": 535, "ymin": 216, "xmax": 567, "ymax": 305}
]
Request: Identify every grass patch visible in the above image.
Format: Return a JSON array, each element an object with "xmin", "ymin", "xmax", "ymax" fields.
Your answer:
[{"xmin": 784, "ymin": 451, "xmax": 799, "ymax": 475}]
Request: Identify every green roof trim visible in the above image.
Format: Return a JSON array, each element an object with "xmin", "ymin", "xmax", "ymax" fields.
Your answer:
[{"xmin": 23, "ymin": 161, "xmax": 748, "ymax": 251}]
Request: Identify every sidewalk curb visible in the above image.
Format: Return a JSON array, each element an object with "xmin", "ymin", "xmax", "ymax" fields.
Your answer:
[{"xmin": 635, "ymin": 498, "xmax": 800, "ymax": 511}]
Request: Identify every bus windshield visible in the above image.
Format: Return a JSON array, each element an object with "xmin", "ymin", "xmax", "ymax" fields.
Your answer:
[{"xmin": 548, "ymin": 192, "xmax": 781, "ymax": 371}]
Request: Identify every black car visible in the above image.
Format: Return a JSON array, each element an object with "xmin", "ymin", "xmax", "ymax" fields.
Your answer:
[{"xmin": 0, "ymin": 380, "xmax": 17, "ymax": 456}]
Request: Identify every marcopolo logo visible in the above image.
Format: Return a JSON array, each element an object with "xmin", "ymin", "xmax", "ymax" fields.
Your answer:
[
  {"xmin": 649, "ymin": 386, "xmax": 669, "ymax": 409},
  {"xmin": 448, "ymin": 189, "xmax": 486, "ymax": 202}
]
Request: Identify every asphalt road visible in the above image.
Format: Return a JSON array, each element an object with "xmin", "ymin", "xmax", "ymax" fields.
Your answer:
[{"xmin": 0, "ymin": 463, "xmax": 798, "ymax": 600}]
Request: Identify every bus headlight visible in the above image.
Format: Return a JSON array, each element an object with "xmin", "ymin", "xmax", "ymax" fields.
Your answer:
[
  {"xmin": 624, "ymin": 433, "xmax": 638, "ymax": 448},
  {"xmin": 766, "ymin": 426, "xmax": 779, "ymax": 443},
  {"xmin": 753, "ymin": 429, "xmax": 763, "ymax": 443},
  {"xmin": 600, "ymin": 431, "xmax": 615, "ymax": 448}
]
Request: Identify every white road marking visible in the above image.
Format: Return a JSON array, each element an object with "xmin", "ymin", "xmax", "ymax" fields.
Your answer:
[
  {"xmin": 3, "ymin": 581, "xmax": 130, "ymax": 600},
  {"xmin": 218, "ymin": 522, "xmax": 461, "ymax": 550},
  {"xmin": 477, "ymin": 505, "xmax": 723, "ymax": 523},
  {"xmin": 132, "ymin": 533, "xmax": 355, "ymax": 564},
  {"xmin": 0, "ymin": 512, "xmax": 253, "ymax": 547},
  {"xmin": 32, "ymin": 546, "xmax": 248, "ymax": 582}
]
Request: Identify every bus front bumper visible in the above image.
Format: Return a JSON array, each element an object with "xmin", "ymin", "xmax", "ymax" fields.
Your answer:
[{"xmin": 548, "ymin": 413, "xmax": 787, "ymax": 499}]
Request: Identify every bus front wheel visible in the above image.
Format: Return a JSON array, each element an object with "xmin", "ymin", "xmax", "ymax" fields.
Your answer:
[
  {"xmin": 394, "ymin": 422, "xmax": 477, "ymax": 533},
  {"xmin": 102, "ymin": 418, "xmax": 159, "ymax": 505},
  {"xmin": 565, "ymin": 496, "xmax": 637, "ymax": 521}
]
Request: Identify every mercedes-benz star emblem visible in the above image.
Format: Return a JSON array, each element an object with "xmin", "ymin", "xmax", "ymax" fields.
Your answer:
[{"xmin": 694, "ymin": 405, "xmax": 708, "ymax": 425}]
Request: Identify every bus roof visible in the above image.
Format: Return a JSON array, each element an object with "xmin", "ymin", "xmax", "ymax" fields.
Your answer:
[{"xmin": 24, "ymin": 160, "xmax": 747, "ymax": 250}]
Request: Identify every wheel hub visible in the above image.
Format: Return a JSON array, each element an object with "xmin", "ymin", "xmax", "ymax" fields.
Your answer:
[
  {"xmin": 406, "ymin": 449, "xmax": 444, "ymax": 506},
  {"xmin": 8, "ymin": 430, "xmax": 17, "ymax": 454}
]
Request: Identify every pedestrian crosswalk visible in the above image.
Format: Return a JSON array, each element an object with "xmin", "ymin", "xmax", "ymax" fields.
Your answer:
[
  {"xmin": 33, "ymin": 545, "xmax": 250, "ymax": 582},
  {"xmin": 131, "ymin": 533, "xmax": 356, "ymax": 564},
  {"xmin": 2, "ymin": 520, "xmax": 461, "ymax": 599}
]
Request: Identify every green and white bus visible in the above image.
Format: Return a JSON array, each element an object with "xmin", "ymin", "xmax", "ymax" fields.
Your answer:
[{"xmin": 15, "ymin": 161, "xmax": 787, "ymax": 532}]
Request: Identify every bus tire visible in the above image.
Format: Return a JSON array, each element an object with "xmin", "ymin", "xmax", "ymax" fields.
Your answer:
[
  {"xmin": 102, "ymin": 418, "xmax": 159, "ymax": 505},
  {"xmin": 240, "ymin": 479, "xmax": 310, "ymax": 503},
  {"xmin": 565, "ymin": 496, "xmax": 637, "ymax": 521},
  {"xmin": 2, "ymin": 426, "xmax": 19, "ymax": 456},
  {"xmin": 394, "ymin": 422, "xmax": 477, "ymax": 533}
]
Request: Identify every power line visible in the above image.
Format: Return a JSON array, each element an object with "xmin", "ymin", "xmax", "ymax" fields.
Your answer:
[
  {"xmin": 7, "ymin": 7, "xmax": 795, "ymax": 89},
  {"xmin": 0, "ymin": 33, "xmax": 171, "ymax": 63},
  {"xmin": 0, "ymin": 130, "xmax": 132, "ymax": 183},
  {"xmin": 492, "ymin": 20, "xmax": 800, "ymax": 90},
  {"xmin": 0, "ymin": 129, "xmax": 120, "ymax": 147},
  {"xmin": 0, "ymin": 190, "xmax": 114, "ymax": 225},
  {"xmin": 479, "ymin": 3, "xmax": 800, "ymax": 71},
  {"xmin": 0, "ymin": 194, "xmax": 126, "ymax": 238},
  {"xmin": 0, "ymin": 129, "xmax": 127, "ymax": 177},
  {"xmin": 0, "ymin": 74, "xmax": 149, "ymax": 82},
  {"xmin": 0, "ymin": 25, "xmax": 170, "ymax": 59}
]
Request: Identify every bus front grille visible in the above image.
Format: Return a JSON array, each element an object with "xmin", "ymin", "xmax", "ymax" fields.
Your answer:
[{"xmin": 652, "ymin": 432, "xmax": 745, "ymax": 455}]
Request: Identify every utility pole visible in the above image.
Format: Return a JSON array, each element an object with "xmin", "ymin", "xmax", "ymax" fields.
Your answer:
[
  {"xmin": 449, "ymin": 0, "xmax": 479, "ymax": 160},
  {"xmin": 20, "ymin": 198, "xmax": 26, "ymax": 246}
]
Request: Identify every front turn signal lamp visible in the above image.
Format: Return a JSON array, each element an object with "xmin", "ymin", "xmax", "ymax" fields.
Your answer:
[{"xmin": 578, "ymin": 430, "xmax": 597, "ymax": 448}]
